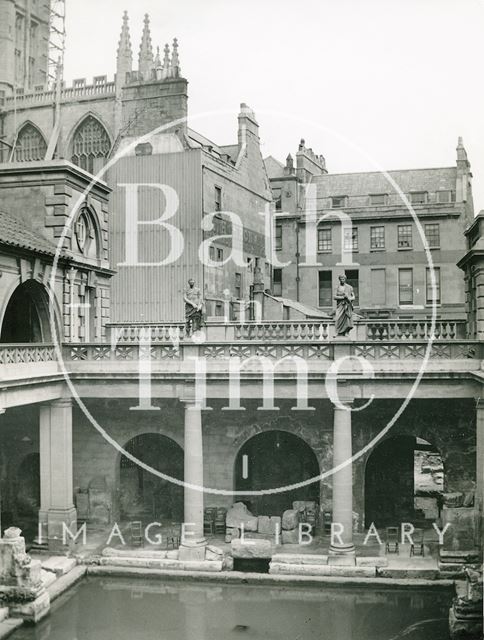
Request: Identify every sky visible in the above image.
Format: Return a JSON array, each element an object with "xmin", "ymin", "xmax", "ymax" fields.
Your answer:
[{"xmin": 64, "ymin": 0, "xmax": 484, "ymax": 210}]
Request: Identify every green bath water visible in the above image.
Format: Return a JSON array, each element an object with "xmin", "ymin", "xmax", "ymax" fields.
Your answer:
[{"xmin": 11, "ymin": 577, "xmax": 451, "ymax": 639}]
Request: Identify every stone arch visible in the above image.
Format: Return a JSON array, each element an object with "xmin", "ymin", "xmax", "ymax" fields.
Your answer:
[
  {"xmin": 0, "ymin": 279, "xmax": 57, "ymax": 343},
  {"xmin": 118, "ymin": 433, "xmax": 184, "ymax": 522},
  {"xmin": 234, "ymin": 429, "xmax": 320, "ymax": 516},
  {"xmin": 14, "ymin": 121, "xmax": 48, "ymax": 162},
  {"xmin": 69, "ymin": 114, "xmax": 112, "ymax": 174},
  {"xmin": 364, "ymin": 434, "xmax": 444, "ymax": 529}
]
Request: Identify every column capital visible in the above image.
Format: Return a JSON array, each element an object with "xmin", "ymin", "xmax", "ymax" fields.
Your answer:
[
  {"xmin": 333, "ymin": 400, "xmax": 354, "ymax": 412},
  {"xmin": 476, "ymin": 397, "xmax": 484, "ymax": 410},
  {"xmin": 42, "ymin": 398, "xmax": 72, "ymax": 409},
  {"xmin": 178, "ymin": 384, "xmax": 201, "ymax": 407},
  {"xmin": 179, "ymin": 396, "xmax": 201, "ymax": 408}
]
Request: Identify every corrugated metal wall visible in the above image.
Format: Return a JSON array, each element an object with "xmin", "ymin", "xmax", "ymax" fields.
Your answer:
[{"xmin": 107, "ymin": 150, "xmax": 203, "ymax": 323}]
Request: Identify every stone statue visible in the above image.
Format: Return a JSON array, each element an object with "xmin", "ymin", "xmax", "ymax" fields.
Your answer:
[
  {"xmin": 184, "ymin": 279, "xmax": 203, "ymax": 335},
  {"xmin": 334, "ymin": 274, "xmax": 355, "ymax": 336}
]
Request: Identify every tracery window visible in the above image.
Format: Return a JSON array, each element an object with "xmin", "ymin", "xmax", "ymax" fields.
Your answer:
[
  {"xmin": 71, "ymin": 116, "xmax": 110, "ymax": 174},
  {"xmin": 15, "ymin": 123, "xmax": 47, "ymax": 161}
]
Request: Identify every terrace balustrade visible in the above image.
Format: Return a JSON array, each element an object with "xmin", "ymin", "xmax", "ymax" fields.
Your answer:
[{"xmin": 0, "ymin": 318, "xmax": 478, "ymax": 390}]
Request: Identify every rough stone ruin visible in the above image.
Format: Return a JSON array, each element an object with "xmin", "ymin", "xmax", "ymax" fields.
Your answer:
[
  {"xmin": 0, "ymin": 527, "xmax": 50, "ymax": 623},
  {"xmin": 449, "ymin": 565, "xmax": 483, "ymax": 639}
]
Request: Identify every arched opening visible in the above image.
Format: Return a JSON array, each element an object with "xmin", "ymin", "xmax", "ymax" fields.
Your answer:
[
  {"xmin": 365, "ymin": 435, "xmax": 444, "ymax": 528},
  {"xmin": 14, "ymin": 123, "xmax": 47, "ymax": 162},
  {"xmin": 17, "ymin": 452, "xmax": 40, "ymax": 518},
  {"xmin": 0, "ymin": 280, "xmax": 53, "ymax": 343},
  {"xmin": 0, "ymin": 452, "xmax": 40, "ymax": 542},
  {"xmin": 119, "ymin": 434, "xmax": 184, "ymax": 522},
  {"xmin": 70, "ymin": 115, "xmax": 111, "ymax": 174},
  {"xmin": 234, "ymin": 430, "xmax": 320, "ymax": 516}
]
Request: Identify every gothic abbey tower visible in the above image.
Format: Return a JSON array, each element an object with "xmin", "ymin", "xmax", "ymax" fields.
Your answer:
[
  {"xmin": 0, "ymin": 0, "xmax": 50, "ymax": 96},
  {"xmin": 0, "ymin": 11, "xmax": 187, "ymax": 163},
  {"xmin": 0, "ymin": 9, "xmax": 272, "ymax": 323}
]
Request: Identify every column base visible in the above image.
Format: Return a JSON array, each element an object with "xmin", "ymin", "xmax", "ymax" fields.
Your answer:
[
  {"xmin": 179, "ymin": 537, "xmax": 207, "ymax": 561},
  {"xmin": 329, "ymin": 543, "xmax": 356, "ymax": 556},
  {"xmin": 46, "ymin": 507, "xmax": 78, "ymax": 553}
]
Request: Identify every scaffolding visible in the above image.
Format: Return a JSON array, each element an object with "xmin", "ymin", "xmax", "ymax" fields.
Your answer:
[{"xmin": 48, "ymin": 0, "xmax": 66, "ymax": 90}]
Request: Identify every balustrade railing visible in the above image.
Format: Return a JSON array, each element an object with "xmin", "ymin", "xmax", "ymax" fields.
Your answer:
[
  {"xmin": 0, "ymin": 344, "xmax": 57, "ymax": 364},
  {"xmin": 0, "ymin": 320, "xmax": 474, "ymax": 372},
  {"xmin": 365, "ymin": 319, "xmax": 465, "ymax": 341},
  {"xmin": 107, "ymin": 319, "xmax": 466, "ymax": 343},
  {"xmin": 233, "ymin": 322, "xmax": 331, "ymax": 341},
  {"xmin": 110, "ymin": 323, "xmax": 185, "ymax": 343},
  {"xmin": 5, "ymin": 82, "xmax": 116, "ymax": 108}
]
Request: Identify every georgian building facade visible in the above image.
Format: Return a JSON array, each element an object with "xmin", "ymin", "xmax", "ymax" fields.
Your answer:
[{"xmin": 265, "ymin": 138, "xmax": 474, "ymax": 321}]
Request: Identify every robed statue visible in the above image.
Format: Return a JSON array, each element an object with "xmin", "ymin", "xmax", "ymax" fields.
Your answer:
[
  {"xmin": 184, "ymin": 279, "xmax": 203, "ymax": 335},
  {"xmin": 334, "ymin": 274, "xmax": 355, "ymax": 336}
]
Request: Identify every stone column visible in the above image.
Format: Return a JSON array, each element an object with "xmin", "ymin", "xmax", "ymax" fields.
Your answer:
[
  {"xmin": 179, "ymin": 398, "xmax": 206, "ymax": 559},
  {"xmin": 329, "ymin": 404, "xmax": 355, "ymax": 555},
  {"xmin": 39, "ymin": 398, "xmax": 77, "ymax": 551}
]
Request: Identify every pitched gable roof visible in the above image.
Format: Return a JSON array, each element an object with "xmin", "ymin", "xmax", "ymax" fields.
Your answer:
[{"xmin": 0, "ymin": 209, "xmax": 58, "ymax": 257}]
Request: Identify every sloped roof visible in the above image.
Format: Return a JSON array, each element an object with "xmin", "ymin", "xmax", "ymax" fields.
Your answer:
[
  {"xmin": 0, "ymin": 209, "xmax": 58, "ymax": 257},
  {"xmin": 186, "ymin": 128, "xmax": 221, "ymax": 152},
  {"xmin": 313, "ymin": 167, "xmax": 456, "ymax": 197},
  {"xmin": 219, "ymin": 144, "xmax": 239, "ymax": 162},
  {"xmin": 264, "ymin": 156, "xmax": 285, "ymax": 179}
]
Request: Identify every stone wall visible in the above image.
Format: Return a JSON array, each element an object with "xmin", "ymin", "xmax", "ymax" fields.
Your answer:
[
  {"xmin": 70, "ymin": 397, "xmax": 476, "ymax": 530},
  {"xmin": 352, "ymin": 398, "xmax": 476, "ymax": 529},
  {"xmin": 0, "ymin": 397, "xmax": 475, "ymax": 535}
]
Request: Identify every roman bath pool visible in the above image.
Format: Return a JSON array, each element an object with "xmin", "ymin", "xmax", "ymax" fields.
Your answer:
[{"xmin": 9, "ymin": 577, "xmax": 452, "ymax": 640}]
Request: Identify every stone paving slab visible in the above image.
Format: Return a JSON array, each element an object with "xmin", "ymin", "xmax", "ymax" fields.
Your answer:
[
  {"xmin": 47, "ymin": 566, "xmax": 86, "ymax": 604},
  {"xmin": 0, "ymin": 617, "xmax": 23, "ymax": 640},
  {"xmin": 271, "ymin": 553, "xmax": 328, "ymax": 565},
  {"xmin": 87, "ymin": 564, "xmax": 454, "ymax": 589},
  {"xmin": 377, "ymin": 567, "xmax": 440, "ymax": 580},
  {"xmin": 356, "ymin": 556, "xmax": 389, "ymax": 567},
  {"xmin": 41, "ymin": 556, "xmax": 77, "ymax": 576},
  {"xmin": 40, "ymin": 569, "xmax": 57, "ymax": 589},
  {"xmin": 100, "ymin": 557, "xmax": 223, "ymax": 572},
  {"xmin": 102, "ymin": 547, "xmax": 169, "ymax": 559},
  {"xmin": 270, "ymin": 562, "xmax": 376, "ymax": 578}
]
